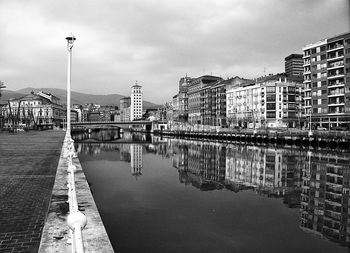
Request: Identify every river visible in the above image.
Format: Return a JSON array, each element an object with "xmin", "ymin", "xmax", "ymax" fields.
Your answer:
[{"xmin": 73, "ymin": 129, "xmax": 350, "ymax": 253}]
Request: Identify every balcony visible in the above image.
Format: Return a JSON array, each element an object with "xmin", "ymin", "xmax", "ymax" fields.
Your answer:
[
  {"xmin": 327, "ymin": 43, "xmax": 344, "ymax": 52},
  {"xmin": 328, "ymin": 60, "xmax": 344, "ymax": 70},
  {"xmin": 328, "ymin": 91, "xmax": 345, "ymax": 97},
  {"xmin": 303, "ymin": 59, "xmax": 311, "ymax": 66},
  {"xmin": 327, "ymin": 52, "xmax": 344, "ymax": 61},
  {"xmin": 328, "ymin": 81, "xmax": 345, "ymax": 88}
]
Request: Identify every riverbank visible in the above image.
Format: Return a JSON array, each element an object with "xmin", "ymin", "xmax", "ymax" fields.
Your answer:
[{"xmin": 154, "ymin": 128, "xmax": 350, "ymax": 149}]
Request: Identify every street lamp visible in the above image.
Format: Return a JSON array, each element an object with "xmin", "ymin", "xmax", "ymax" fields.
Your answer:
[
  {"xmin": 65, "ymin": 34, "xmax": 76, "ymax": 140},
  {"xmin": 308, "ymin": 110, "xmax": 312, "ymax": 136}
]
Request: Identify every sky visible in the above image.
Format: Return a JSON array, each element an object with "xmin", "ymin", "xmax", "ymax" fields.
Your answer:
[{"xmin": 0, "ymin": 0, "xmax": 349, "ymax": 104}]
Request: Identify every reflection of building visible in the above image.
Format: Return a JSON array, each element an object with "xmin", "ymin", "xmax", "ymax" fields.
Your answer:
[
  {"xmin": 131, "ymin": 144, "xmax": 143, "ymax": 177},
  {"xmin": 171, "ymin": 139, "xmax": 226, "ymax": 191},
  {"xmin": 170, "ymin": 138, "xmax": 304, "ymax": 200},
  {"xmin": 300, "ymin": 153, "xmax": 350, "ymax": 246},
  {"xmin": 120, "ymin": 144, "xmax": 131, "ymax": 162}
]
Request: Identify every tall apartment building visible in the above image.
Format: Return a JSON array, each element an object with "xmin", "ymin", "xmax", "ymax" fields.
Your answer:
[
  {"xmin": 302, "ymin": 31, "xmax": 350, "ymax": 130},
  {"xmin": 226, "ymin": 74, "xmax": 303, "ymax": 128},
  {"xmin": 177, "ymin": 76, "xmax": 191, "ymax": 122},
  {"xmin": 130, "ymin": 83, "xmax": 143, "ymax": 121},
  {"xmin": 187, "ymin": 75, "xmax": 222, "ymax": 125},
  {"xmin": 285, "ymin": 54, "xmax": 304, "ymax": 81}
]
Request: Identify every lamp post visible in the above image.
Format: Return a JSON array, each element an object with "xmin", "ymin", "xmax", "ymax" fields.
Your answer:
[
  {"xmin": 65, "ymin": 35, "xmax": 76, "ymax": 140},
  {"xmin": 308, "ymin": 110, "xmax": 312, "ymax": 136}
]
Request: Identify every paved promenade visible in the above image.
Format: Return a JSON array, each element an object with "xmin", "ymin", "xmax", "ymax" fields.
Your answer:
[{"xmin": 0, "ymin": 130, "xmax": 65, "ymax": 253}]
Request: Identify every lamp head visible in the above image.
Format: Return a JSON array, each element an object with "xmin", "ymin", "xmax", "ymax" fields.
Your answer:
[{"xmin": 65, "ymin": 34, "xmax": 76, "ymax": 50}]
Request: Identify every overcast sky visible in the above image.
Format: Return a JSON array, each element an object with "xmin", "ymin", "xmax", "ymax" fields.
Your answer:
[{"xmin": 0, "ymin": 0, "xmax": 349, "ymax": 104}]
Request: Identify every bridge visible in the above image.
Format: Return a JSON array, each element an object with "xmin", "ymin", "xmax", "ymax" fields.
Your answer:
[
  {"xmin": 71, "ymin": 120, "xmax": 152, "ymax": 127},
  {"xmin": 70, "ymin": 120, "xmax": 169, "ymax": 132}
]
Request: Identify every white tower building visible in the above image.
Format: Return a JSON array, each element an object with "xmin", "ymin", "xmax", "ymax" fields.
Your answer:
[{"xmin": 130, "ymin": 82, "xmax": 143, "ymax": 121}]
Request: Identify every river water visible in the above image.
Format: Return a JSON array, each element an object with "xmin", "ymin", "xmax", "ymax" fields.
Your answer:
[{"xmin": 74, "ymin": 130, "xmax": 350, "ymax": 253}]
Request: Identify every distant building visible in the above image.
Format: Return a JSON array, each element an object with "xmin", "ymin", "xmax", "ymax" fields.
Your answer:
[
  {"xmin": 2, "ymin": 91, "xmax": 64, "ymax": 129},
  {"xmin": 130, "ymin": 83, "xmax": 143, "ymax": 121},
  {"xmin": 120, "ymin": 97, "xmax": 131, "ymax": 122},
  {"xmin": 187, "ymin": 75, "xmax": 223, "ymax": 125},
  {"xmin": 302, "ymin": 31, "xmax": 350, "ymax": 130},
  {"xmin": 285, "ymin": 54, "xmax": 304, "ymax": 81}
]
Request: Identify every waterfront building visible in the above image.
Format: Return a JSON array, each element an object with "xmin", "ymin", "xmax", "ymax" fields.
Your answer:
[
  {"xmin": 130, "ymin": 83, "xmax": 143, "ymax": 121},
  {"xmin": 172, "ymin": 94, "xmax": 179, "ymax": 121},
  {"xmin": 226, "ymin": 76, "xmax": 254, "ymax": 128},
  {"xmin": 187, "ymin": 75, "xmax": 222, "ymax": 125},
  {"xmin": 285, "ymin": 54, "xmax": 304, "ymax": 81},
  {"xmin": 302, "ymin": 31, "xmax": 350, "ymax": 130},
  {"xmin": 72, "ymin": 104, "xmax": 82, "ymax": 122},
  {"xmin": 226, "ymin": 74, "xmax": 303, "ymax": 128},
  {"xmin": 2, "ymin": 91, "xmax": 64, "ymax": 129}
]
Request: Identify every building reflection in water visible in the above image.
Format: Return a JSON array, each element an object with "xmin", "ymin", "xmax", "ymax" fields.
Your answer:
[
  {"xmin": 300, "ymin": 152, "xmax": 350, "ymax": 246},
  {"xmin": 130, "ymin": 144, "xmax": 143, "ymax": 178},
  {"xmin": 169, "ymin": 138, "xmax": 350, "ymax": 248},
  {"xmin": 74, "ymin": 130, "xmax": 350, "ymax": 248}
]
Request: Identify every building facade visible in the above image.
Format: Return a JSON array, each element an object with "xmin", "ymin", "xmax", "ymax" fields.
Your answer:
[
  {"xmin": 120, "ymin": 97, "xmax": 131, "ymax": 122},
  {"xmin": 285, "ymin": 54, "xmax": 304, "ymax": 81},
  {"xmin": 303, "ymin": 31, "xmax": 350, "ymax": 130},
  {"xmin": 2, "ymin": 91, "xmax": 64, "ymax": 129},
  {"xmin": 130, "ymin": 83, "xmax": 143, "ymax": 121},
  {"xmin": 227, "ymin": 74, "xmax": 303, "ymax": 128},
  {"xmin": 187, "ymin": 75, "xmax": 222, "ymax": 125}
]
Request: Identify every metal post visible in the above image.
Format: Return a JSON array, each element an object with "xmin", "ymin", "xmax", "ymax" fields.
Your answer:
[
  {"xmin": 308, "ymin": 111, "xmax": 312, "ymax": 136},
  {"xmin": 65, "ymin": 35, "xmax": 76, "ymax": 139}
]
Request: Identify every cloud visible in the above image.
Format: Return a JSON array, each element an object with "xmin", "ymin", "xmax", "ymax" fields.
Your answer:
[{"xmin": 0, "ymin": 0, "xmax": 348, "ymax": 104}]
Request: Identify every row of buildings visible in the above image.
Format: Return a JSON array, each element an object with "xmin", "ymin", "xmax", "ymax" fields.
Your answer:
[
  {"xmin": 0, "ymin": 83, "xmax": 145, "ymax": 129},
  {"xmin": 170, "ymin": 31, "xmax": 350, "ymax": 130}
]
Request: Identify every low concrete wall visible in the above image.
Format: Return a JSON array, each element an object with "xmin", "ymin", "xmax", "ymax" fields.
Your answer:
[{"xmin": 39, "ymin": 142, "xmax": 114, "ymax": 252}]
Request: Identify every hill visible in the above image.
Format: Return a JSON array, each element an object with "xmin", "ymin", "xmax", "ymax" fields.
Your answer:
[{"xmin": 0, "ymin": 87, "xmax": 159, "ymax": 109}]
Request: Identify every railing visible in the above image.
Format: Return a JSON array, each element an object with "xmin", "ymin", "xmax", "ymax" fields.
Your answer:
[{"xmin": 64, "ymin": 135, "xmax": 87, "ymax": 253}]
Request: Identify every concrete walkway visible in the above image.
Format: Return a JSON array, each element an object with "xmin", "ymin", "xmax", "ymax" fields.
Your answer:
[{"xmin": 0, "ymin": 130, "xmax": 65, "ymax": 253}]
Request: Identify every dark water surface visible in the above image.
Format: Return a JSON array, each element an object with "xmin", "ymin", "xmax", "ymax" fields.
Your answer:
[{"xmin": 74, "ymin": 130, "xmax": 350, "ymax": 253}]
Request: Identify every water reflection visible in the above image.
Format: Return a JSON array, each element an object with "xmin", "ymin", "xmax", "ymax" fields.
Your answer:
[
  {"xmin": 300, "ymin": 153, "xmax": 350, "ymax": 247},
  {"xmin": 74, "ymin": 131, "xmax": 350, "ymax": 249}
]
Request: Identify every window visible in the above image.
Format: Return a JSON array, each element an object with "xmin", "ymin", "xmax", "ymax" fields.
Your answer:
[
  {"xmin": 321, "ymin": 81, "xmax": 327, "ymax": 86},
  {"xmin": 288, "ymin": 95, "xmax": 295, "ymax": 102},
  {"xmin": 266, "ymin": 94, "xmax": 275, "ymax": 102},
  {"xmin": 267, "ymin": 112, "xmax": 276, "ymax": 118},
  {"xmin": 266, "ymin": 86, "xmax": 276, "ymax": 93},
  {"xmin": 321, "ymin": 54, "xmax": 326, "ymax": 60},
  {"xmin": 322, "ymin": 89, "xmax": 327, "ymax": 95},
  {"xmin": 267, "ymin": 103, "xmax": 276, "ymax": 110}
]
